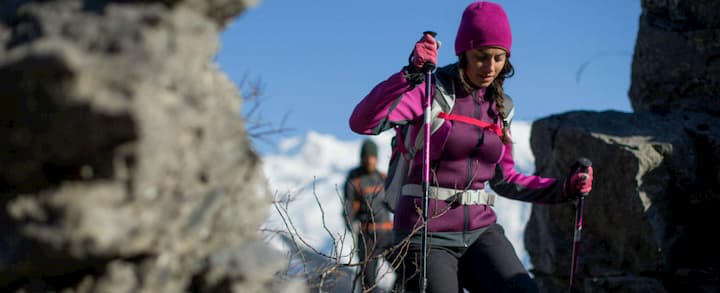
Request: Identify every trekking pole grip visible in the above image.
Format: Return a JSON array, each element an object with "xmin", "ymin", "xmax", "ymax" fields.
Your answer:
[
  {"xmin": 422, "ymin": 31, "xmax": 437, "ymax": 38},
  {"xmin": 575, "ymin": 157, "xmax": 592, "ymax": 171}
]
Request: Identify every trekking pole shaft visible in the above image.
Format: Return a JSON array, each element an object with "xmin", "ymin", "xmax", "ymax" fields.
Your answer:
[
  {"xmin": 420, "ymin": 68, "xmax": 433, "ymax": 293},
  {"xmin": 569, "ymin": 158, "xmax": 591, "ymax": 290},
  {"xmin": 569, "ymin": 195, "xmax": 585, "ymax": 289},
  {"xmin": 419, "ymin": 30, "xmax": 436, "ymax": 293}
]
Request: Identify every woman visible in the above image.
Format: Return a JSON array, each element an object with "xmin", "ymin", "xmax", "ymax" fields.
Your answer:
[{"xmin": 348, "ymin": 1, "xmax": 593, "ymax": 292}]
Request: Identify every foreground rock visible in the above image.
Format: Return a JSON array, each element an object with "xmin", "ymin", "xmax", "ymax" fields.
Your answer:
[{"xmin": 0, "ymin": 1, "xmax": 302, "ymax": 292}]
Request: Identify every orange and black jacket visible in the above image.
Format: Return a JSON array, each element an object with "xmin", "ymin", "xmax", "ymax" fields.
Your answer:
[{"xmin": 343, "ymin": 167, "xmax": 393, "ymax": 232}]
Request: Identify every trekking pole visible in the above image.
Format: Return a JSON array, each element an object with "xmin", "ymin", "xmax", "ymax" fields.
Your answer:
[
  {"xmin": 420, "ymin": 30, "xmax": 437, "ymax": 293},
  {"xmin": 569, "ymin": 157, "xmax": 592, "ymax": 291}
]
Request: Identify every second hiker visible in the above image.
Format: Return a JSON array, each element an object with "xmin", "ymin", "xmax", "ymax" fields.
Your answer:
[{"xmin": 343, "ymin": 139, "xmax": 395, "ymax": 292}]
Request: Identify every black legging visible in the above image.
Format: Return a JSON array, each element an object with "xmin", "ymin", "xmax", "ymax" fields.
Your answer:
[
  {"xmin": 357, "ymin": 229, "xmax": 394, "ymax": 292},
  {"xmin": 394, "ymin": 224, "xmax": 538, "ymax": 293}
]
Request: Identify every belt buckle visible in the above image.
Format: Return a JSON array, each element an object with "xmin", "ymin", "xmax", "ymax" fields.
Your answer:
[{"xmin": 445, "ymin": 191, "xmax": 463, "ymax": 207}]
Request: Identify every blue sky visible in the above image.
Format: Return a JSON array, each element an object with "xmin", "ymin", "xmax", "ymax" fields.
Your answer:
[{"xmin": 217, "ymin": 0, "xmax": 641, "ymax": 154}]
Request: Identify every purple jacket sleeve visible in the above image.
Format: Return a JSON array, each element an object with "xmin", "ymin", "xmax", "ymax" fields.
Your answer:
[
  {"xmin": 489, "ymin": 130, "xmax": 567, "ymax": 204},
  {"xmin": 349, "ymin": 71, "xmax": 426, "ymax": 135}
]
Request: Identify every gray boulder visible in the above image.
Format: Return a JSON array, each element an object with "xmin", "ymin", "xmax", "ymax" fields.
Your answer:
[
  {"xmin": 0, "ymin": 0, "xmax": 294, "ymax": 292},
  {"xmin": 526, "ymin": 0, "xmax": 720, "ymax": 291}
]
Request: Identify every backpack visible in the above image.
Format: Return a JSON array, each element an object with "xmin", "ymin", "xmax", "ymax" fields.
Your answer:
[{"xmin": 383, "ymin": 65, "xmax": 514, "ymax": 211}]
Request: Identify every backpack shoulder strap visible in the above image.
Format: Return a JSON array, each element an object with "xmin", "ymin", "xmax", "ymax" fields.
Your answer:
[
  {"xmin": 407, "ymin": 64, "xmax": 457, "ymax": 156},
  {"xmin": 432, "ymin": 65, "xmax": 456, "ymax": 127},
  {"xmin": 502, "ymin": 93, "xmax": 514, "ymax": 126}
]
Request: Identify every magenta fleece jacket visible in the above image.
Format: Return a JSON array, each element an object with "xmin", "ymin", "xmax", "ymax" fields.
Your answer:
[{"xmin": 349, "ymin": 64, "xmax": 565, "ymax": 236}]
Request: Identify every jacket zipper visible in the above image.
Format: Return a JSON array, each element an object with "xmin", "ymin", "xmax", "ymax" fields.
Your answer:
[
  {"xmin": 465, "ymin": 90, "xmax": 481, "ymax": 187},
  {"xmin": 463, "ymin": 90, "xmax": 483, "ymax": 247}
]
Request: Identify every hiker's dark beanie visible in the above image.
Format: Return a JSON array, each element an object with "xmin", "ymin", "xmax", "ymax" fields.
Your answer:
[{"xmin": 360, "ymin": 139, "xmax": 378, "ymax": 158}]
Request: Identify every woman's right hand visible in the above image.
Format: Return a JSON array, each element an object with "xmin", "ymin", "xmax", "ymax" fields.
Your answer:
[{"xmin": 411, "ymin": 33, "xmax": 439, "ymax": 71}]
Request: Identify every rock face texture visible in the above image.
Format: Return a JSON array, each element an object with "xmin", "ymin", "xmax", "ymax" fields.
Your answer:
[
  {"xmin": 525, "ymin": 1, "xmax": 720, "ymax": 292},
  {"xmin": 0, "ymin": 1, "xmax": 301, "ymax": 292},
  {"xmin": 629, "ymin": 0, "xmax": 720, "ymax": 115}
]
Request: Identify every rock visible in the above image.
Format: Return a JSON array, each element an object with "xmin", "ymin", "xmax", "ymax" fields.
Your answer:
[
  {"xmin": 0, "ymin": 0, "xmax": 296, "ymax": 292},
  {"xmin": 629, "ymin": 0, "xmax": 720, "ymax": 114},
  {"xmin": 526, "ymin": 1, "xmax": 720, "ymax": 290}
]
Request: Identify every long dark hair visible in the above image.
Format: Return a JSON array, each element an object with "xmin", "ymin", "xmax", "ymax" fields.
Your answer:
[{"xmin": 457, "ymin": 53, "xmax": 515, "ymax": 143}]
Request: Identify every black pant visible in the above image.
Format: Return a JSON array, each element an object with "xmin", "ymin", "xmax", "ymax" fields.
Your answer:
[
  {"xmin": 394, "ymin": 224, "xmax": 538, "ymax": 293},
  {"xmin": 357, "ymin": 229, "xmax": 394, "ymax": 293}
]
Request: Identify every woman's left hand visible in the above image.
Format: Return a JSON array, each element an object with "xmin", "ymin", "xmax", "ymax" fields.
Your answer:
[{"xmin": 564, "ymin": 166, "xmax": 593, "ymax": 197}]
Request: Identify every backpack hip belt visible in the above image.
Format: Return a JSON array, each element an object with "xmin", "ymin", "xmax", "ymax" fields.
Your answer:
[
  {"xmin": 401, "ymin": 184, "xmax": 496, "ymax": 206},
  {"xmin": 360, "ymin": 221, "xmax": 394, "ymax": 232}
]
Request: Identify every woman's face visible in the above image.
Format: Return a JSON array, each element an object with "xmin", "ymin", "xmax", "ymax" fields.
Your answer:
[{"xmin": 463, "ymin": 47, "xmax": 508, "ymax": 88}]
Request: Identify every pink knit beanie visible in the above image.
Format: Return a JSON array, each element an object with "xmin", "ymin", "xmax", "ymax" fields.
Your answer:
[{"xmin": 454, "ymin": 1, "xmax": 512, "ymax": 56}]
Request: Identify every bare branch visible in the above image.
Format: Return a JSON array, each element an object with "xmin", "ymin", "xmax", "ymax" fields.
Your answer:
[
  {"xmin": 267, "ymin": 177, "xmax": 433, "ymax": 292},
  {"xmin": 575, "ymin": 50, "xmax": 632, "ymax": 84},
  {"xmin": 238, "ymin": 74, "xmax": 294, "ymax": 144}
]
